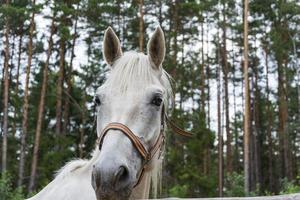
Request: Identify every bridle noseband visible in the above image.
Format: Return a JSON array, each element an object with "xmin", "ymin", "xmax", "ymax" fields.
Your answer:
[{"xmin": 95, "ymin": 106, "xmax": 192, "ymax": 187}]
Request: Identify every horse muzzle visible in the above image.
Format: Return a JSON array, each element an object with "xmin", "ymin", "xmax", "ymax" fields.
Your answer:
[
  {"xmin": 91, "ymin": 123, "xmax": 161, "ymax": 200},
  {"xmin": 91, "ymin": 141, "xmax": 139, "ymax": 200},
  {"xmin": 92, "ymin": 162, "xmax": 134, "ymax": 200}
]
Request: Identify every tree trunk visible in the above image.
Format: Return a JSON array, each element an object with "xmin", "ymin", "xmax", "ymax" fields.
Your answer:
[
  {"xmin": 283, "ymin": 59, "xmax": 293, "ymax": 180},
  {"xmin": 217, "ymin": 66, "xmax": 223, "ymax": 197},
  {"xmin": 19, "ymin": 0, "xmax": 36, "ymax": 186},
  {"xmin": 278, "ymin": 58, "xmax": 292, "ymax": 180},
  {"xmin": 158, "ymin": 0, "xmax": 163, "ymax": 27},
  {"xmin": 221, "ymin": 2, "xmax": 232, "ymax": 175},
  {"xmin": 217, "ymin": 28, "xmax": 223, "ymax": 197},
  {"xmin": 243, "ymin": 0, "xmax": 250, "ymax": 195},
  {"xmin": 264, "ymin": 45, "xmax": 273, "ymax": 192},
  {"xmin": 250, "ymin": 75, "xmax": 256, "ymax": 192},
  {"xmin": 138, "ymin": 0, "xmax": 144, "ymax": 52},
  {"xmin": 222, "ymin": 3, "xmax": 233, "ymax": 174},
  {"xmin": 249, "ymin": 106, "xmax": 255, "ymax": 191},
  {"xmin": 0, "ymin": 64, "xmax": 4, "ymax": 128},
  {"xmin": 170, "ymin": 0, "xmax": 179, "ymax": 77},
  {"xmin": 13, "ymin": 29, "xmax": 23, "ymax": 138},
  {"xmin": 63, "ymin": 10, "xmax": 78, "ymax": 135},
  {"xmin": 79, "ymin": 94, "xmax": 86, "ymax": 158},
  {"xmin": 205, "ymin": 21, "xmax": 211, "ymax": 176},
  {"xmin": 2, "ymin": 0, "xmax": 10, "ymax": 173},
  {"xmin": 28, "ymin": 18, "xmax": 55, "ymax": 193},
  {"xmin": 206, "ymin": 21, "xmax": 210, "ymax": 129},
  {"xmin": 55, "ymin": 38, "xmax": 66, "ymax": 135},
  {"xmin": 253, "ymin": 49, "xmax": 262, "ymax": 193},
  {"xmin": 231, "ymin": 33, "xmax": 239, "ymax": 172},
  {"xmin": 16, "ymin": 32, "xmax": 24, "ymax": 186},
  {"xmin": 200, "ymin": 19, "xmax": 208, "ymax": 175},
  {"xmin": 9, "ymin": 35, "xmax": 15, "ymax": 89},
  {"xmin": 200, "ymin": 21, "xmax": 206, "ymax": 117}
]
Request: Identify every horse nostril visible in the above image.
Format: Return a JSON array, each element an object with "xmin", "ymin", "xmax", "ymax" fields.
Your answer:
[
  {"xmin": 113, "ymin": 166, "xmax": 129, "ymax": 190},
  {"xmin": 119, "ymin": 166, "xmax": 129, "ymax": 182}
]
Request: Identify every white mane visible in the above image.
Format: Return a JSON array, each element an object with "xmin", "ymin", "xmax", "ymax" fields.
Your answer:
[{"xmin": 105, "ymin": 51, "xmax": 174, "ymax": 110}]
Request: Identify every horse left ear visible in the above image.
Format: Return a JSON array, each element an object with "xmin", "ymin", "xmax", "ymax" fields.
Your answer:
[
  {"xmin": 103, "ymin": 27, "xmax": 123, "ymax": 66},
  {"xmin": 147, "ymin": 26, "xmax": 165, "ymax": 70}
]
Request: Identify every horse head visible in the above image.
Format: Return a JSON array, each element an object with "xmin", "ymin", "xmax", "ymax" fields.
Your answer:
[{"xmin": 91, "ymin": 26, "xmax": 172, "ymax": 199}]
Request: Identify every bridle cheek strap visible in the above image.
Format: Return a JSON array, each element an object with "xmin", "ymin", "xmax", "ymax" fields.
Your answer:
[{"xmin": 96, "ymin": 122, "xmax": 165, "ymax": 187}]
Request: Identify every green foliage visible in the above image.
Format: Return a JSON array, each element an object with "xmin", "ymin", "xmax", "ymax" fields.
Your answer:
[
  {"xmin": 0, "ymin": 173, "xmax": 24, "ymax": 200},
  {"xmin": 224, "ymin": 172, "xmax": 258, "ymax": 197},
  {"xmin": 280, "ymin": 178, "xmax": 300, "ymax": 194},
  {"xmin": 169, "ymin": 184, "xmax": 188, "ymax": 197},
  {"xmin": 224, "ymin": 172, "xmax": 246, "ymax": 197}
]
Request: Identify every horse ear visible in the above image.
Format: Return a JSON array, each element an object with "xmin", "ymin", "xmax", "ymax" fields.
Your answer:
[
  {"xmin": 103, "ymin": 27, "xmax": 123, "ymax": 66},
  {"xmin": 147, "ymin": 26, "xmax": 165, "ymax": 70}
]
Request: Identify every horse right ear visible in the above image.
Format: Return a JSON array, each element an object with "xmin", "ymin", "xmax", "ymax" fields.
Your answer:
[
  {"xmin": 147, "ymin": 26, "xmax": 165, "ymax": 70},
  {"xmin": 103, "ymin": 27, "xmax": 123, "ymax": 66}
]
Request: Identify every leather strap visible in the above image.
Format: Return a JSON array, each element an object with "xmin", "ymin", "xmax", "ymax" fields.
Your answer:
[
  {"xmin": 96, "ymin": 122, "xmax": 165, "ymax": 187},
  {"xmin": 97, "ymin": 123, "xmax": 150, "ymax": 160},
  {"xmin": 97, "ymin": 122, "xmax": 165, "ymax": 161},
  {"xmin": 165, "ymin": 115, "xmax": 193, "ymax": 137}
]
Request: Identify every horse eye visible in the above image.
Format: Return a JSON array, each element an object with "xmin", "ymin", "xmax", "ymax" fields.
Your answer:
[
  {"xmin": 151, "ymin": 96, "xmax": 163, "ymax": 106},
  {"xmin": 94, "ymin": 96, "xmax": 101, "ymax": 106}
]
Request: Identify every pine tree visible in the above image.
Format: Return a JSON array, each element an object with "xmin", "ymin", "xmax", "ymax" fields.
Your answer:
[
  {"xmin": 221, "ymin": 1, "xmax": 232, "ymax": 176},
  {"xmin": 13, "ymin": 25, "xmax": 24, "ymax": 137},
  {"xmin": 62, "ymin": 3, "xmax": 79, "ymax": 135},
  {"xmin": 28, "ymin": 16, "xmax": 56, "ymax": 193},
  {"xmin": 2, "ymin": 0, "xmax": 11, "ymax": 173},
  {"xmin": 138, "ymin": 0, "xmax": 144, "ymax": 52},
  {"xmin": 263, "ymin": 40, "xmax": 274, "ymax": 192},
  {"xmin": 217, "ymin": 34, "xmax": 223, "ymax": 197},
  {"xmin": 19, "ymin": 0, "xmax": 36, "ymax": 187},
  {"xmin": 55, "ymin": 24, "xmax": 66, "ymax": 136},
  {"xmin": 243, "ymin": 0, "xmax": 250, "ymax": 194}
]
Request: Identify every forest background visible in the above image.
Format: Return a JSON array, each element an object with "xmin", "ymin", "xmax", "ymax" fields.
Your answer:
[{"xmin": 0, "ymin": 0, "xmax": 299, "ymax": 199}]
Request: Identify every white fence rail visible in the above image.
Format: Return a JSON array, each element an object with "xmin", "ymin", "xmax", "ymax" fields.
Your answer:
[{"xmin": 161, "ymin": 193, "xmax": 300, "ymax": 200}]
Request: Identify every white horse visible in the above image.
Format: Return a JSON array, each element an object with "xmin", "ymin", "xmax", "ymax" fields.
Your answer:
[{"xmin": 28, "ymin": 26, "xmax": 174, "ymax": 200}]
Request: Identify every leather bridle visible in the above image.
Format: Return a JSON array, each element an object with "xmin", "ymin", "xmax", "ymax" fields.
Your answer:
[{"xmin": 95, "ymin": 105, "xmax": 192, "ymax": 187}]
